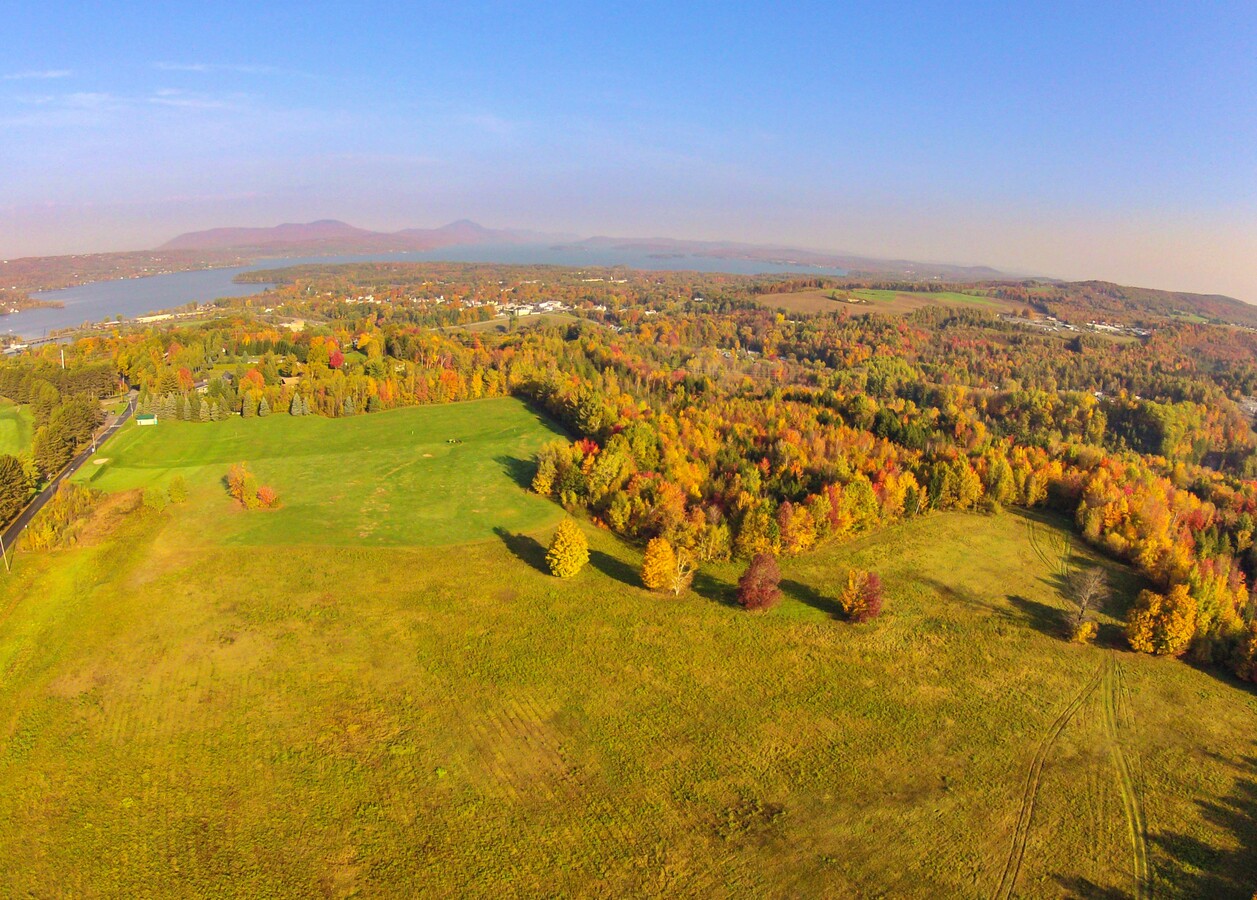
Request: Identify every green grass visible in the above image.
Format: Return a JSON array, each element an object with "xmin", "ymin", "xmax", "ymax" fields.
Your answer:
[
  {"xmin": 754, "ymin": 288, "xmax": 1018, "ymax": 317},
  {"xmin": 850, "ymin": 288, "xmax": 1009, "ymax": 312},
  {"xmin": 1, "ymin": 474, "xmax": 1255, "ymax": 896},
  {"xmin": 72, "ymin": 397, "xmax": 566, "ymax": 547},
  {"xmin": 0, "ymin": 400, "xmax": 33, "ymax": 456}
]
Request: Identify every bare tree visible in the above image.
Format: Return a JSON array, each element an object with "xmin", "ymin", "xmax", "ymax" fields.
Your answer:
[
  {"xmin": 670, "ymin": 548, "xmax": 696, "ymax": 597},
  {"xmin": 1066, "ymin": 567, "xmax": 1110, "ymax": 628}
]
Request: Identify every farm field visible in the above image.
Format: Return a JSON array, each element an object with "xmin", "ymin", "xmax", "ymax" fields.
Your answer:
[
  {"xmin": 755, "ymin": 287, "xmax": 1018, "ymax": 316},
  {"xmin": 71, "ymin": 396, "xmax": 565, "ymax": 547},
  {"xmin": 0, "ymin": 400, "xmax": 33, "ymax": 456},
  {"xmin": 2, "ymin": 404, "xmax": 1256, "ymax": 898}
]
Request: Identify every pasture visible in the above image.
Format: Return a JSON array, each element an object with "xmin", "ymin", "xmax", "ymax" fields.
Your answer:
[
  {"xmin": 0, "ymin": 400, "xmax": 33, "ymax": 456},
  {"xmin": 755, "ymin": 287, "xmax": 1017, "ymax": 316},
  {"xmin": 71, "ymin": 397, "xmax": 565, "ymax": 546},
  {"xmin": 3, "ymin": 423, "xmax": 1256, "ymax": 900}
]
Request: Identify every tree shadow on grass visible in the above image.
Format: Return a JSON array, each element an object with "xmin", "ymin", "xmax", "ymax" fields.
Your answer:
[
  {"xmin": 1005, "ymin": 594, "xmax": 1068, "ymax": 640},
  {"xmin": 781, "ymin": 578, "xmax": 842, "ymax": 618},
  {"xmin": 692, "ymin": 570, "xmax": 739, "ymax": 608},
  {"xmin": 1079, "ymin": 750, "xmax": 1257, "ymax": 900},
  {"xmin": 917, "ymin": 577, "xmax": 1066, "ymax": 639},
  {"xmin": 1152, "ymin": 753, "xmax": 1257, "ymax": 899},
  {"xmin": 1049, "ymin": 876, "xmax": 1129, "ymax": 899},
  {"xmin": 493, "ymin": 526, "xmax": 548, "ymax": 574},
  {"xmin": 494, "ymin": 455, "xmax": 536, "ymax": 491},
  {"xmin": 589, "ymin": 549, "xmax": 639, "ymax": 587}
]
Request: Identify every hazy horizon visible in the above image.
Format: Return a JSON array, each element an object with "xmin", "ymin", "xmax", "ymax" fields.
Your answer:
[{"xmin": 2, "ymin": 3, "xmax": 1254, "ymax": 300}]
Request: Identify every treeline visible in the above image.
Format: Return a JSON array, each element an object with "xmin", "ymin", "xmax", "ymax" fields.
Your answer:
[
  {"xmin": 0, "ymin": 360, "xmax": 114, "ymax": 528},
  {"xmin": 13, "ymin": 264, "xmax": 1257, "ymax": 682}
]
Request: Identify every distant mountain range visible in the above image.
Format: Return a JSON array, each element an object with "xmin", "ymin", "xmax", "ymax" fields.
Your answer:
[
  {"xmin": 158, "ymin": 219, "xmax": 563, "ymax": 254},
  {"xmin": 157, "ymin": 219, "xmax": 1010, "ymax": 280}
]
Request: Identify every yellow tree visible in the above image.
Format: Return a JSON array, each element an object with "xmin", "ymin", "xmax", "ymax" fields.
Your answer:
[
  {"xmin": 640, "ymin": 536, "xmax": 677, "ymax": 591},
  {"xmin": 545, "ymin": 518, "xmax": 589, "ymax": 578},
  {"xmin": 1126, "ymin": 584, "xmax": 1197, "ymax": 655},
  {"xmin": 640, "ymin": 536, "xmax": 696, "ymax": 596}
]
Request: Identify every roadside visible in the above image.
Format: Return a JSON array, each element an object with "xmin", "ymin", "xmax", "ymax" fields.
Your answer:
[{"xmin": 0, "ymin": 392, "xmax": 136, "ymax": 561}]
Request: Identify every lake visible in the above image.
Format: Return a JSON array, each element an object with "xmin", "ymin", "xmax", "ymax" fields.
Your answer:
[{"xmin": 11, "ymin": 244, "xmax": 846, "ymax": 338}]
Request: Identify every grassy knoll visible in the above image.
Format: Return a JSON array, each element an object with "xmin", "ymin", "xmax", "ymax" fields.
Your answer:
[
  {"xmin": 457, "ymin": 312, "xmax": 582, "ymax": 334},
  {"xmin": 1, "ymin": 468, "xmax": 1255, "ymax": 896},
  {"xmin": 756, "ymin": 287, "xmax": 1018, "ymax": 316},
  {"xmin": 0, "ymin": 400, "xmax": 33, "ymax": 456},
  {"xmin": 72, "ymin": 397, "xmax": 565, "ymax": 547}
]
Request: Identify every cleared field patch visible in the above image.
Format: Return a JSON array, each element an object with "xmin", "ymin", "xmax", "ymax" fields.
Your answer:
[
  {"xmin": 1, "ymin": 503, "xmax": 1255, "ymax": 896},
  {"xmin": 755, "ymin": 287, "xmax": 1018, "ymax": 316},
  {"xmin": 0, "ymin": 400, "xmax": 33, "ymax": 456},
  {"xmin": 72, "ymin": 396, "xmax": 565, "ymax": 547},
  {"xmin": 457, "ymin": 312, "xmax": 582, "ymax": 333}
]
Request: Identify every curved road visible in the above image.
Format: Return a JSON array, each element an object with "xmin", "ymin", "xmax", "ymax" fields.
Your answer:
[{"xmin": 0, "ymin": 395, "xmax": 135, "ymax": 557}]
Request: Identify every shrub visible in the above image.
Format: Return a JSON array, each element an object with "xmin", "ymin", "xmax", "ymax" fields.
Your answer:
[
  {"xmin": 840, "ymin": 569, "xmax": 884, "ymax": 622},
  {"xmin": 168, "ymin": 474, "xmax": 188, "ymax": 504},
  {"xmin": 546, "ymin": 518, "xmax": 589, "ymax": 578},
  {"xmin": 142, "ymin": 487, "xmax": 168, "ymax": 513},
  {"xmin": 737, "ymin": 553, "xmax": 781, "ymax": 611},
  {"xmin": 1070, "ymin": 620, "xmax": 1099, "ymax": 644},
  {"xmin": 1126, "ymin": 584, "xmax": 1197, "ymax": 656},
  {"xmin": 226, "ymin": 463, "xmax": 277, "ymax": 510}
]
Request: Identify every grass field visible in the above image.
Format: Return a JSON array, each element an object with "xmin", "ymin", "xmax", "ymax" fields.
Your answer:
[
  {"xmin": 4, "ymin": 402, "xmax": 1257, "ymax": 900},
  {"xmin": 0, "ymin": 400, "xmax": 34, "ymax": 456},
  {"xmin": 457, "ymin": 312, "xmax": 583, "ymax": 334},
  {"xmin": 755, "ymin": 288, "xmax": 1018, "ymax": 317},
  {"xmin": 72, "ymin": 397, "xmax": 566, "ymax": 547}
]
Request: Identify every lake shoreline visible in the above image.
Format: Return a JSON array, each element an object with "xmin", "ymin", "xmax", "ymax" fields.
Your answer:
[{"xmin": 9, "ymin": 246, "xmax": 847, "ymax": 339}]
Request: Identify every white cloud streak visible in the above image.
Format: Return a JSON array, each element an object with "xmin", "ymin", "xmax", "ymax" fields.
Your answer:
[
  {"xmin": 2, "ymin": 69, "xmax": 72, "ymax": 80},
  {"xmin": 153, "ymin": 62, "xmax": 277, "ymax": 75}
]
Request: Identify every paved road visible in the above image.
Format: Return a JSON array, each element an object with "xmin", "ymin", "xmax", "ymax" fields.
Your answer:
[{"xmin": 0, "ymin": 395, "xmax": 135, "ymax": 556}]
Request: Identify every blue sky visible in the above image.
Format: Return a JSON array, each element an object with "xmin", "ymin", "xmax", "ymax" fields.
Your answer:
[{"xmin": 1, "ymin": 2, "xmax": 1254, "ymax": 298}]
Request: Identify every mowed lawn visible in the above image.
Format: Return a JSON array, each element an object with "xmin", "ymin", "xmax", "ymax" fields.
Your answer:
[
  {"xmin": 0, "ymin": 400, "xmax": 33, "ymax": 456},
  {"xmin": 0, "ymin": 487, "xmax": 1255, "ymax": 896},
  {"xmin": 72, "ymin": 397, "xmax": 566, "ymax": 546}
]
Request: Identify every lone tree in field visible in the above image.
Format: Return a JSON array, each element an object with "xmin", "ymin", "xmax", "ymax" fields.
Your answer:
[
  {"xmin": 737, "ymin": 553, "xmax": 781, "ymax": 611},
  {"xmin": 640, "ymin": 536, "xmax": 696, "ymax": 596},
  {"xmin": 546, "ymin": 518, "xmax": 589, "ymax": 578},
  {"xmin": 1065, "ymin": 566, "xmax": 1109, "ymax": 643},
  {"xmin": 1126, "ymin": 584, "xmax": 1196, "ymax": 656},
  {"xmin": 641, "ymin": 536, "xmax": 677, "ymax": 591},
  {"xmin": 839, "ymin": 568, "xmax": 884, "ymax": 622}
]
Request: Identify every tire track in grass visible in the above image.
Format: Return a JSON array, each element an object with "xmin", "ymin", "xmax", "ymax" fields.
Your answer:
[
  {"xmin": 1104, "ymin": 660, "xmax": 1151, "ymax": 898},
  {"xmin": 995, "ymin": 661, "xmax": 1105, "ymax": 900}
]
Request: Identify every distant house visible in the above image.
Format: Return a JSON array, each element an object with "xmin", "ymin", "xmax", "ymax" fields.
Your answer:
[{"xmin": 136, "ymin": 413, "xmax": 158, "ymax": 426}]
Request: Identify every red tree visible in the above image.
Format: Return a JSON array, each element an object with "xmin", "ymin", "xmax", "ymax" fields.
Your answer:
[
  {"xmin": 737, "ymin": 553, "xmax": 782, "ymax": 611},
  {"xmin": 329, "ymin": 349, "xmax": 345, "ymax": 369},
  {"xmin": 849, "ymin": 571, "xmax": 884, "ymax": 623}
]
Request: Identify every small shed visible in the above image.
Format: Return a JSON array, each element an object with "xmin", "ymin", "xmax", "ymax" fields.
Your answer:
[{"xmin": 136, "ymin": 413, "xmax": 158, "ymax": 426}]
